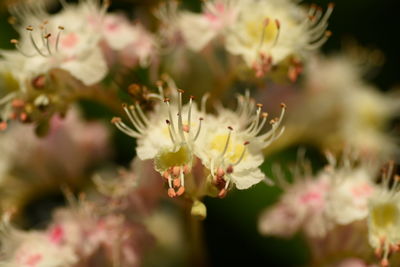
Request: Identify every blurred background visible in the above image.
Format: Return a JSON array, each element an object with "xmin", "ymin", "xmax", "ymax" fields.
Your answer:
[{"xmin": 1, "ymin": 0, "xmax": 399, "ymax": 266}]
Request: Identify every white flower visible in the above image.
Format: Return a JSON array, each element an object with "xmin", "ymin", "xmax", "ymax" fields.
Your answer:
[
  {"xmin": 196, "ymin": 94, "xmax": 285, "ymax": 195},
  {"xmin": 259, "ymin": 170, "xmax": 332, "ymax": 238},
  {"xmin": 112, "ymin": 81, "xmax": 207, "ymax": 198},
  {"xmin": 324, "ymin": 154, "xmax": 378, "ymax": 225},
  {"xmin": 367, "ymin": 163, "xmax": 400, "ymax": 267},
  {"xmin": 225, "ymin": 0, "xmax": 333, "ymax": 74},
  {"xmin": 178, "ymin": 0, "xmax": 239, "ymax": 51},
  {"xmin": 3, "ymin": 0, "xmax": 108, "ymax": 87},
  {"xmin": 113, "ymin": 80, "xmax": 284, "ymax": 200},
  {"xmin": 0, "ymin": 228, "xmax": 77, "ymax": 267}
]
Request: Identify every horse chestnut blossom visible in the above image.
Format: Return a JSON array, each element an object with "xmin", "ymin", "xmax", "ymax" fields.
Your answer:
[
  {"xmin": 165, "ymin": 0, "xmax": 333, "ymax": 79},
  {"xmin": 367, "ymin": 163, "xmax": 400, "ymax": 267},
  {"xmin": 259, "ymin": 154, "xmax": 377, "ymax": 238},
  {"xmin": 112, "ymin": 80, "xmax": 285, "ymax": 216}
]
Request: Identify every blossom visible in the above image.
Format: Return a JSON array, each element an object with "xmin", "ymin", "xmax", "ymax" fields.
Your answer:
[
  {"xmin": 0, "ymin": 0, "xmax": 110, "ymax": 128},
  {"xmin": 259, "ymin": 169, "xmax": 332, "ymax": 238},
  {"xmin": 0, "ymin": 107, "xmax": 110, "ymax": 213},
  {"xmin": 367, "ymin": 163, "xmax": 400, "ymax": 267},
  {"xmin": 163, "ymin": 0, "xmax": 333, "ymax": 78},
  {"xmin": 112, "ymin": 80, "xmax": 284, "ymax": 201}
]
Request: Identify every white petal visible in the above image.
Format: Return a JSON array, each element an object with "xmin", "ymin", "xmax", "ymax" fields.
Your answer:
[{"xmin": 60, "ymin": 47, "xmax": 108, "ymax": 86}]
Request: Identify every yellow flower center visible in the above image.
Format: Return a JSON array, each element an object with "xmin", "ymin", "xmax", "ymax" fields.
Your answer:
[
  {"xmin": 245, "ymin": 19, "xmax": 278, "ymax": 47},
  {"xmin": 155, "ymin": 145, "xmax": 191, "ymax": 171},
  {"xmin": 210, "ymin": 134, "xmax": 246, "ymax": 163},
  {"xmin": 371, "ymin": 202, "xmax": 399, "ymax": 230}
]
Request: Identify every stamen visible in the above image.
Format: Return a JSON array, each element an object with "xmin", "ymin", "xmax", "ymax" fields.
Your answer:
[
  {"xmin": 164, "ymin": 98, "xmax": 178, "ymax": 139},
  {"xmin": 177, "ymin": 89, "xmax": 185, "ymax": 142},
  {"xmin": 122, "ymin": 104, "xmax": 144, "ymax": 133},
  {"xmin": 187, "ymin": 95, "xmax": 194, "ymax": 133},
  {"xmin": 273, "ymin": 19, "xmax": 281, "ymax": 47},
  {"xmin": 306, "ymin": 31, "xmax": 332, "ymax": 50},
  {"xmin": 221, "ymin": 126, "xmax": 233, "ymax": 157},
  {"xmin": 135, "ymin": 102, "xmax": 149, "ymax": 125},
  {"xmin": 111, "ymin": 117, "xmax": 141, "ymax": 138},
  {"xmin": 234, "ymin": 141, "xmax": 249, "ymax": 166},
  {"xmin": 166, "ymin": 120, "xmax": 176, "ymax": 144},
  {"xmin": 44, "ymin": 33, "xmax": 52, "ymax": 55},
  {"xmin": 194, "ymin": 117, "xmax": 203, "ymax": 141},
  {"xmin": 201, "ymin": 93, "xmax": 210, "ymax": 113},
  {"xmin": 27, "ymin": 27, "xmax": 49, "ymax": 57},
  {"xmin": 56, "ymin": 26, "xmax": 64, "ymax": 52}
]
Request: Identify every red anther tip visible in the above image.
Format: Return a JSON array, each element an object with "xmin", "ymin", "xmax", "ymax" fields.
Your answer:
[
  {"xmin": 177, "ymin": 89, "xmax": 185, "ymax": 94},
  {"xmin": 190, "ymin": 95, "xmax": 195, "ymax": 99},
  {"xmin": 256, "ymin": 103, "xmax": 263, "ymax": 108},
  {"xmin": 228, "ymin": 126, "xmax": 233, "ymax": 131},
  {"xmin": 262, "ymin": 112, "xmax": 268, "ymax": 118},
  {"xmin": 280, "ymin": 103, "xmax": 287, "ymax": 109},
  {"xmin": 328, "ymin": 2, "xmax": 335, "ymax": 9},
  {"xmin": 244, "ymin": 141, "xmax": 250, "ymax": 145},
  {"xmin": 325, "ymin": 30, "xmax": 332, "ymax": 37},
  {"xmin": 216, "ymin": 168, "xmax": 225, "ymax": 178},
  {"xmin": 168, "ymin": 188, "xmax": 176, "ymax": 198},
  {"xmin": 275, "ymin": 19, "xmax": 280, "ymax": 29},
  {"xmin": 183, "ymin": 124, "xmax": 190, "ymax": 133},
  {"xmin": 218, "ymin": 189, "xmax": 227, "ymax": 198},
  {"xmin": 111, "ymin": 117, "xmax": 121, "ymax": 124},
  {"xmin": 0, "ymin": 122, "xmax": 7, "ymax": 131},
  {"xmin": 226, "ymin": 165, "xmax": 234, "ymax": 174},
  {"xmin": 173, "ymin": 178, "xmax": 181, "ymax": 188},
  {"xmin": 176, "ymin": 186, "xmax": 185, "ymax": 196},
  {"xmin": 166, "ymin": 119, "xmax": 170, "ymax": 124},
  {"xmin": 121, "ymin": 103, "xmax": 127, "ymax": 108},
  {"xmin": 163, "ymin": 97, "xmax": 170, "ymax": 103},
  {"xmin": 199, "ymin": 117, "xmax": 204, "ymax": 121}
]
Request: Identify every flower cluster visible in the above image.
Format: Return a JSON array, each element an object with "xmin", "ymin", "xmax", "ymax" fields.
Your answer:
[{"xmin": 112, "ymin": 79, "xmax": 285, "ymax": 216}]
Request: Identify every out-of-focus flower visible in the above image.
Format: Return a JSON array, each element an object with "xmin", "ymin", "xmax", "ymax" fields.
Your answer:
[
  {"xmin": 0, "ymin": 0, "xmax": 111, "ymax": 128},
  {"xmin": 112, "ymin": 79, "xmax": 284, "ymax": 217},
  {"xmin": 159, "ymin": 0, "xmax": 333, "ymax": 79},
  {"xmin": 259, "ymin": 164, "xmax": 332, "ymax": 238},
  {"xmin": 367, "ymin": 163, "xmax": 400, "ymax": 267},
  {"xmin": 0, "ymin": 214, "xmax": 78, "ymax": 267},
  {"xmin": 270, "ymin": 53, "xmax": 399, "ymax": 158},
  {"xmin": 0, "ymin": 107, "xmax": 110, "ymax": 215},
  {"xmin": 259, "ymin": 152, "xmax": 378, "ymax": 238}
]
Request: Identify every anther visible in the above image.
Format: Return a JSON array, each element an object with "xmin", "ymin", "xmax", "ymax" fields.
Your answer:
[
  {"xmin": 26, "ymin": 26, "xmax": 34, "ymax": 31},
  {"xmin": 226, "ymin": 165, "xmax": 234, "ymax": 174},
  {"xmin": 183, "ymin": 125, "xmax": 190, "ymax": 133},
  {"xmin": 173, "ymin": 178, "xmax": 181, "ymax": 188},
  {"xmin": 163, "ymin": 97, "xmax": 170, "ymax": 103},
  {"xmin": 262, "ymin": 112, "xmax": 268, "ymax": 118},
  {"xmin": 325, "ymin": 30, "xmax": 332, "ymax": 37},
  {"xmin": 58, "ymin": 26, "xmax": 65, "ymax": 30},
  {"xmin": 218, "ymin": 189, "xmax": 227, "ymax": 198},
  {"xmin": 0, "ymin": 121, "xmax": 7, "ymax": 131},
  {"xmin": 176, "ymin": 186, "xmax": 185, "ymax": 196},
  {"xmin": 256, "ymin": 103, "xmax": 263, "ymax": 108},
  {"xmin": 111, "ymin": 117, "xmax": 122, "ymax": 124},
  {"xmin": 280, "ymin": 103, "xmax": 287, "ymax": 109},
  {"xmin": 216, "ymin": 168, "xmax": 225, "ymax": 177},
  {"xmin": 44, "ymin": 33, "xmax": 51, "ymax": 39},
  {"xmin": 168, "ymin": 188, "xmax": 176, "ymax": 198},
  {"xmin": 275, "ymin": 19, "xmax": 280, "ymax": 29},
  {"xmin": 177, "ymin": 89, "xmax": 185, "ymax": 94},
  {"xmin": 10, "ymin": 39, "xmax": 18, "ymax": 44},
  {"xmin": 228, "ymin": 126, "xmax": 233, "ymax": 131}
]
